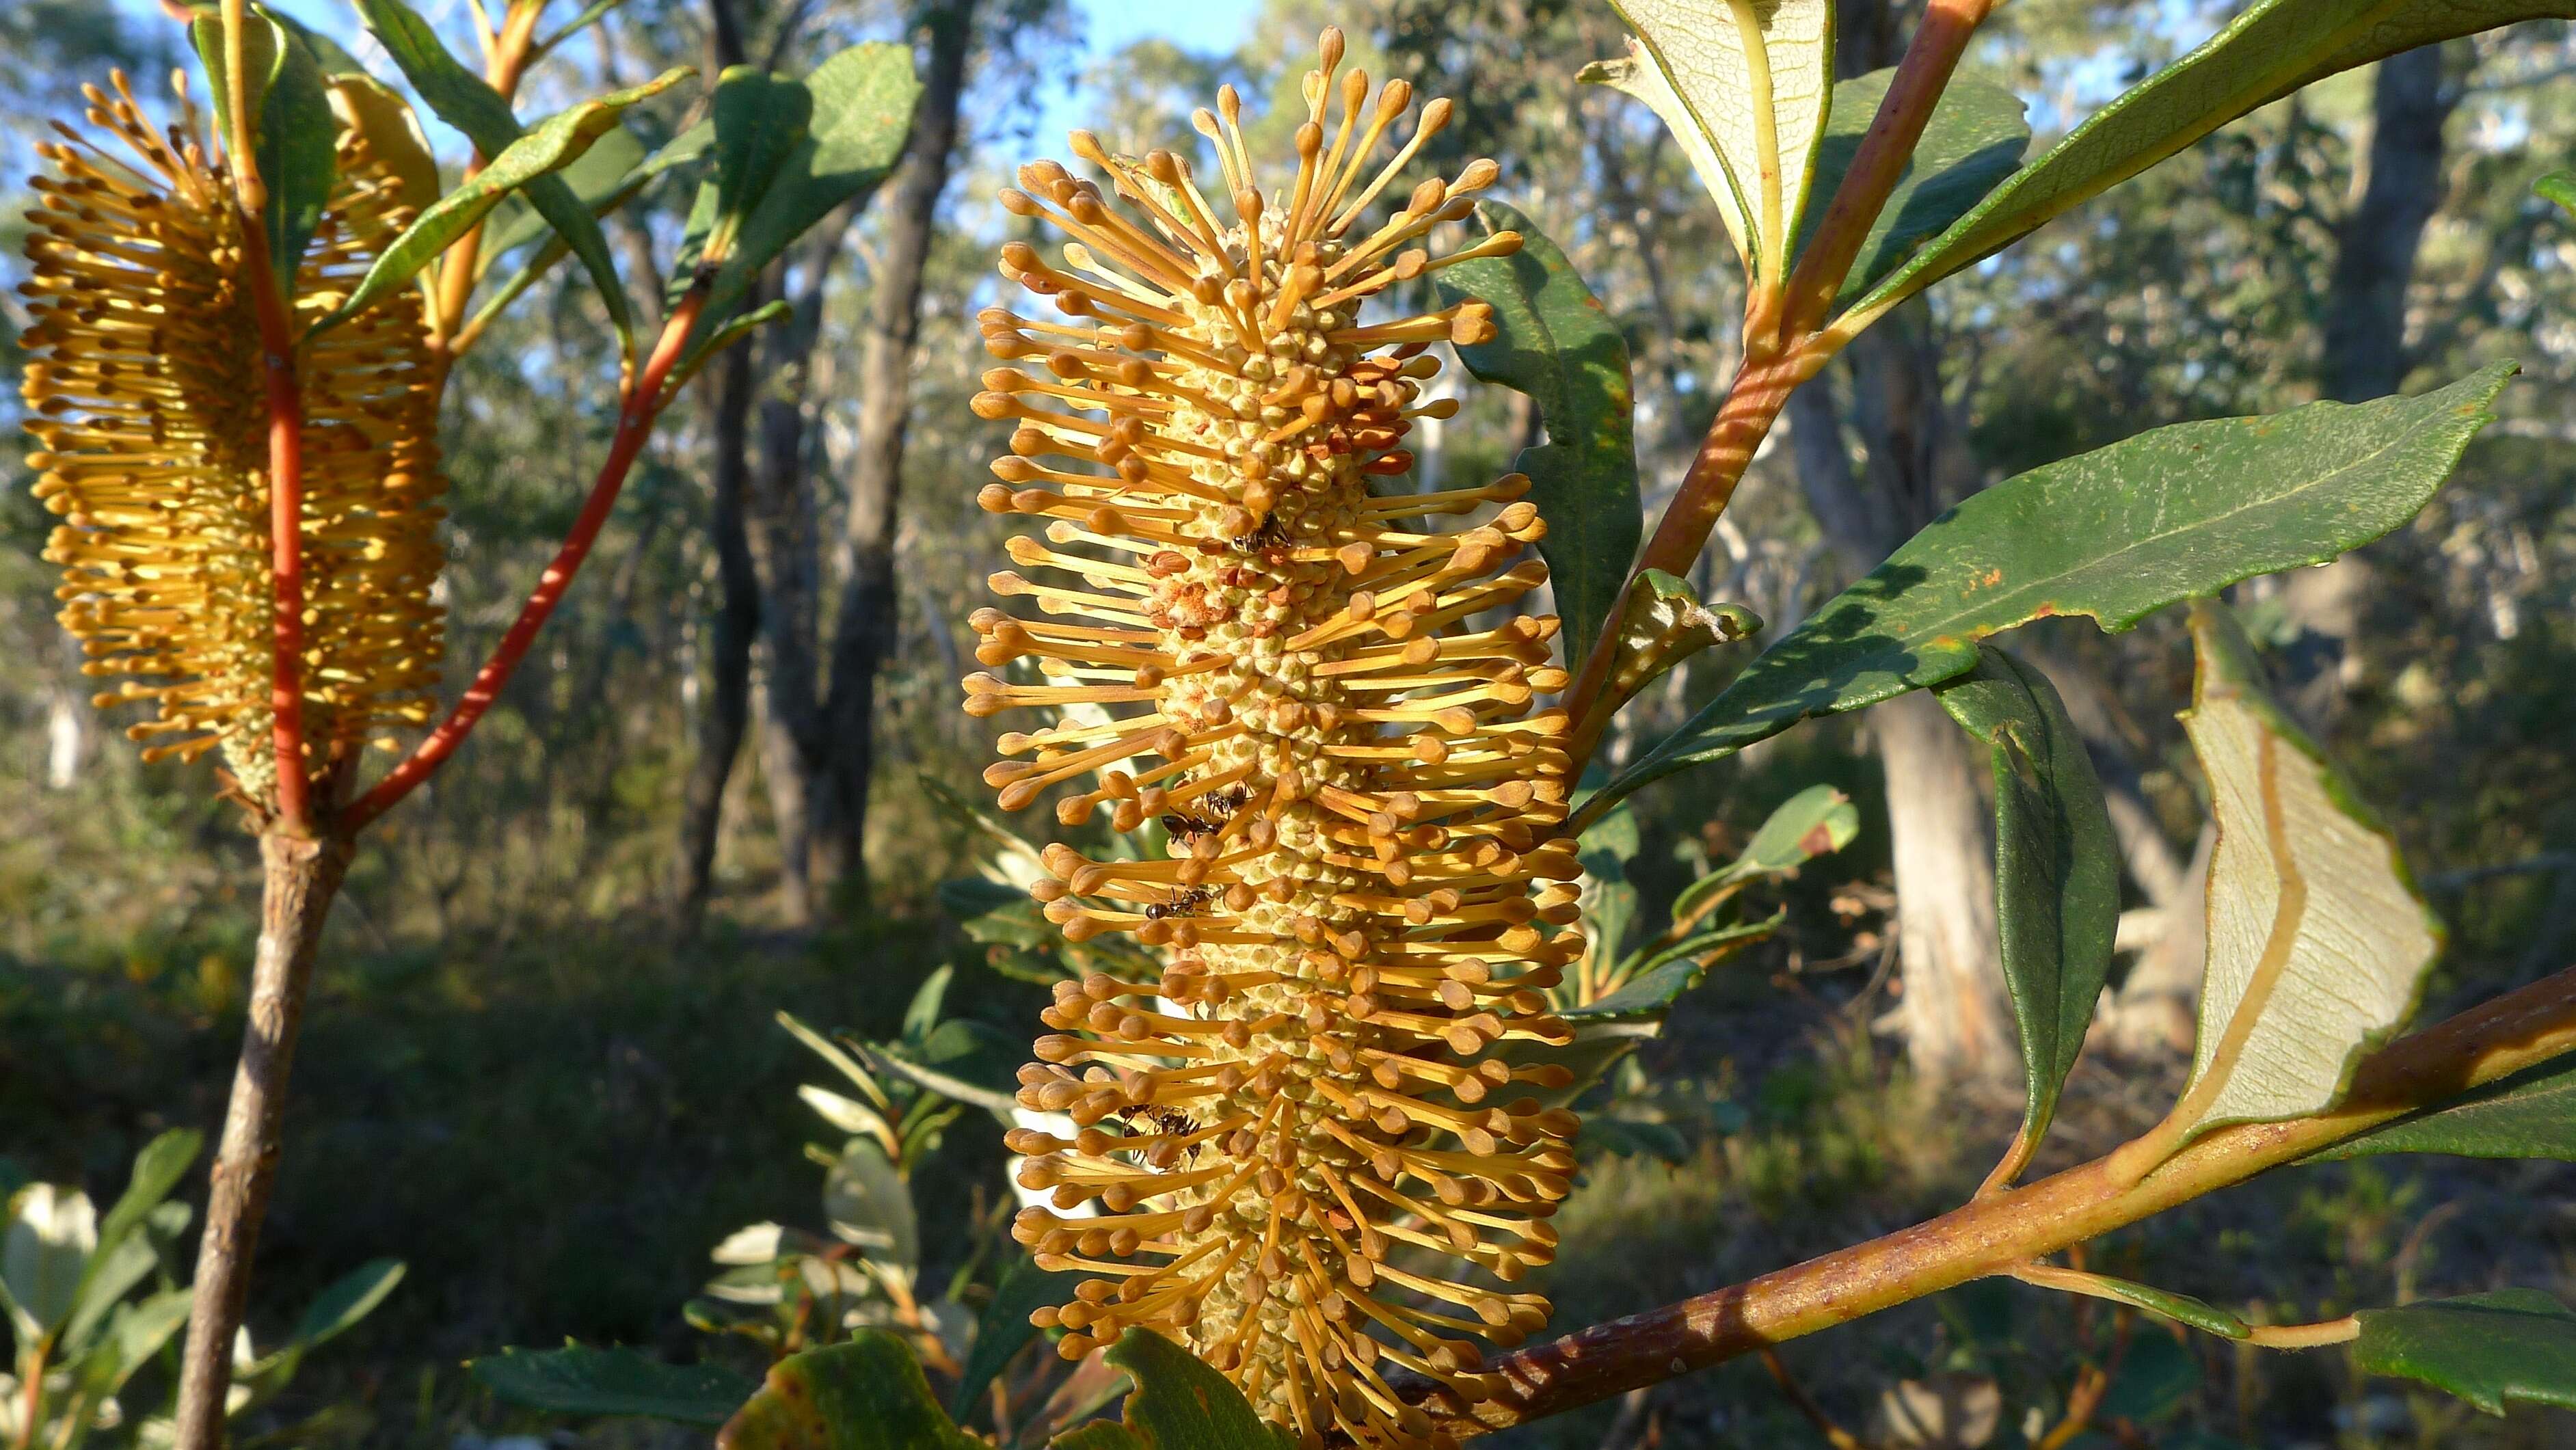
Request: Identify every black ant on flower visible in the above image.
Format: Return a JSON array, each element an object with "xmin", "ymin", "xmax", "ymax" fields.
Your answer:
[
  {"xmin": 1143, "ymin": 885, "xmax": 1215, "ymax": 920},
  {"xmin": 1159, "ymin": 783, "xmax": 1248, "ymax": 841}
]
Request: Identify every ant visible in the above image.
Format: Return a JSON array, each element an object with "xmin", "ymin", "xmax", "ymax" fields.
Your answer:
[
  {"xmin": 1231, "ymin": 512, "xmax": 1290, "ymax": 552},
  {"xmin": 1159, "ymin": 784, "xmax": 1248, "ymax": 842},
  {"xmin": 1108, "ymin": 1104, "xmax": 1205, "ymax": 1163},
  {"xmin": 1143, "ymin": 885, "xmax": 1214, "ymax": 920}
]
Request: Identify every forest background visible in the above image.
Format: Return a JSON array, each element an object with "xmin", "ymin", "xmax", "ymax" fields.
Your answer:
[{"xmin": 3, "ymin": 0, "xmax": 2574, "ymax": 1445}]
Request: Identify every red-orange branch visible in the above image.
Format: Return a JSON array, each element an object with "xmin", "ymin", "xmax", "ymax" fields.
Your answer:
[
  {"xmin": 1561, "ymin": 349, "xmax": 1818, "ymax": 728},
  {"xmin": 344, "ymin": 286, "xmax": 708, "ymax": 831},
  {"xmin": 237, "ymin": 167, "xmax": 314, "ymax": 834},
  {"xmin": 1781, "ymin": 0, "xmax": 2000, "ymax": 336}
]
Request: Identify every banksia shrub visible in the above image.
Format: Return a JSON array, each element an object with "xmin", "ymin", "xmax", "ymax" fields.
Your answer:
[
  {"xmin": 18, "ymin": 71, "xmax": 445, "ymax": 810},
  {"xmin": 967, "ymin": 31, "xmax": 1586, "ymax": 1447}
]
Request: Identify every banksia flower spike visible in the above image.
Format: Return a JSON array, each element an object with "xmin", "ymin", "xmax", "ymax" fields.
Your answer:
[
  {"xmin": 19, "ymin": 70, "xmax": 446, "ymax": 813},
  {"xmin": 968, "ymin": 30, "xmax": 1586, "ymax": 1447}
]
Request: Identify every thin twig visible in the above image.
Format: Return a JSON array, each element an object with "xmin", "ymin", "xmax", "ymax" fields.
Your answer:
[
  {"xmin": 344, "ymin": 282, "xmax": 713, "ymax": 829},
  {"xmin": 1758, "ymin": 1349, "xmax": 1870, "ymax": 1450}
]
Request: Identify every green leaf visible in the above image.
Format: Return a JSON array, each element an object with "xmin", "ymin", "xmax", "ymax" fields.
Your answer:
[
  {"xmin": 686, "ymin": 43, "xmax": 920, "ymax": 343},
  {"xmin": 1855, "ymin": 0, "xmax": 2576, "ymax": 319},
  {"xmin": 310, "ymin": 68, "xmax": 686, "ymax": 338},
  {"xmin": 1583, "ymin": 362, "xmax": 2515, "ymax": 824},
  {"xmin": 479, "ymin": 122, "xmax": 650, "ymax": 262},
  {"xmin": 291, "ymin": 1257, "xmax": 403, "ymax": 1347},
  {"xmin": 1591, "ymin": 569, "xmax": 1760, "ymax": 729},
  {"xmin": 472, "ymin": 1344, "xmax": 757, "ymax": 1425},
  {"xmin": 62, "ymin": 1129, "xmax": 200, "ymax": 1352},
  {"xmin": 1100, "ymin": 1328, "xmax": 1296, "ymax": 1450},
  {"xmin": 1604, "ymin": 913, "xmax": 1782, "ymax": 999},
  {"xmin": 350, "ymin": 0, "xmax": 647, "ymax": 355},
  {"xmin": 2017, "ymin": 1272, "xmax": 2251, "ymax": 1339},
  {"xmin": 707, "ymin": 65, "xmax": 816, "ymax": 259},
  {"xmin": 717, "ymin": 1332, "xmax": 982, "ymax": 1449},
  {"xmin": 1936, "ymin": 647, "xmax": 2117, "ymax": 1155},
  {"xmin": 2352, "ymin": 1290, "xmax": 2576, "ymax": 1414},
  {"xmin": 2540, "ymin": 170, "xmax": 2576, "ymax": 218},
  {"xmin": 1794, "ymin": 66, "xmax": 2029, "ymax": 313},
  {"xmin": 952, "ymin": 1257, "xmax": 1078, "ymax": 1423},
  {"xmin": 4, "ymin": 1181, "xmax": 96, "ymax": 1341},
  {"xmin": 821, "ymin": 1139, "xmax": 917, "ymax": 1269},
  {"xmin": 865, "ymin": 1041, "xmax": 1022, "ymax": 1118},
  {"xmin": 1582, "ymin": 0, "xmax": 1834, "ymax": 281},
  {"xmin": 190, "ymin": 7, "xmax": 338, "ymax": 297},
  {"xmin": 903, "ymin": 965, "xmax": 953, "ymax": 1044},
  {"xmin": 326, "ymin": 72, "xmax": 442, "ymax": 217},
  {"xmin": 2311, "ymin": 1054, "xmax": 2576, "ymax": 1161},
  {"xmin": 2166, "ymin": 602, "xmax": 2440, "ymax": 1142},
  {"xmin": 1667, "ymin": 782, "xmax": 1860, "ymax": 926},
  {"xmin": 1434, "ymin": 200, "xmax": 1641, "ymax": 669}
]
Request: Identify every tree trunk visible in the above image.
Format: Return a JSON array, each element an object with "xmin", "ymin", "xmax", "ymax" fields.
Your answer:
[
  {"xmin": 674, "ymin": 321, "xmax": 759, "ymax": 934},
  {"xmin": 2324, "ymin": 44, "xmax": 2460, "ymax": 405},
  {"xmin": 744, "ymin": 224, "xmax": 855, "ymax": 925},
  {"xmin": 816, "ymin": 0, "xmax": 978, "ymax": 904},
  {"xmin": 2264, "ymin": 43, "xmax": 2465, "ymax": 733}
]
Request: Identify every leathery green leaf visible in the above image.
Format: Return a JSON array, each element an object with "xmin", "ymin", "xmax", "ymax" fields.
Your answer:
[
  {"xmin": 686, "ymin": 42, "xmax": 920, "ymax": 340},
  {"xmin": 2166, "ymin": 602, "xmax": 2439, "ymax": 1142},
  {"xmin": 2353, "ymin": 1291, "xmax": 2576, "ymax": 1414},
  {"xmin": 308, "ymin": 68, "xmax": 687, "ymax": 338},
  {"xmin": 190, "ymin": 7, "xmax": 336, "ymax": 297},
  {"xmin": 1794, "ymin": 66, "xmax": 2030, "ymax": 313},
  {"xmin": 1097, "ymin": 1327, "xmax": 1296, "ymax": 1450},
  {"xmin": 325, "ymin": 72, "xmax": 441, "ymax": 217},
  {"xmin": 1434, "ymin": 200, "xmax": 1641, "ymax": 669},
  {"xmin": 1853, "ymin": 0, "xmax": 2576, "ymax": 320},
  {"xmin": 1583, "ymin": 0, "xmax": 1834, "ymax": 282},
  {"xmin": 351, "ymin": 0, "xmax": 652, "ymax": 355},
  {"xmin": 716, "ymin": 1332, "xmax": 980, "ymax": 1449},
  {"xmin": 1578, "ymin": 362, "xmax": 2514, "ymax": 827},
  {"xmin": 1937, "ymin": 646, "xmax": 2118, "ymax": 1157},
  {"xmin": 2311, "ymin": 1053, "xmax": 2576, "ymax": 1162}
]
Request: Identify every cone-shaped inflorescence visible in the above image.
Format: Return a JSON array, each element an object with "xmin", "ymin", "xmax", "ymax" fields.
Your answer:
[
  {"xmin": 19, "ymin": 70, "xmax": 446, "ymax": 811},
  {"xmin": 967, "ymin": 30, "xmax": 1586, "ymax": 1448}
]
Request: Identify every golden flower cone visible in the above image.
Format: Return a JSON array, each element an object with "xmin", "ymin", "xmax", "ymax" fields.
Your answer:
[
  {"xmin": 967, "ymin": 30, "xmax": 1583, "ymax": 1448},
  {"xmin": 19, "ymin": 70, "xmax": 446, "ymax": 811}
]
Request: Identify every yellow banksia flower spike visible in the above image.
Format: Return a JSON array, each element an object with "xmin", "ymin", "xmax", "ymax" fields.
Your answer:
[
  {"xmin": 18, "ymin": 69, "xmax": 446, "ymax": 811},
  {"xmin": 966, "ymin": 29, "xmax": 1585, "ymax": 1448}
]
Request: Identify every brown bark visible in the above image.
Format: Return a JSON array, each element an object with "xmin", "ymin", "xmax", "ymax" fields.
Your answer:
[
  {"xmin": 2324, "ymin": 44, "xmax": 2463, "ymax": 405},
  {"xmin": 172, "ymin": 832, "xmax": 354, "ymax": 1450},
  {"xmin": 745, "ymin": 240, "xmax": 847, "ymax": 924},
  {"xmin": 675, "ymin": 317, "xmax": 760, "ymax": 934},
  {"xmin": 675, "ymin": 0, "xmax": 766, "ymax": 931},
  {"xmin": 816, "ymin": 0, "xmax": 978, "ymax": 902}
]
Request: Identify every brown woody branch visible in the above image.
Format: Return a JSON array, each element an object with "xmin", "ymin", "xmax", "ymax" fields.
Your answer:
[{"xmin": 1416, "ymin": 964, "xmax": 2576, "ymax": 1438}]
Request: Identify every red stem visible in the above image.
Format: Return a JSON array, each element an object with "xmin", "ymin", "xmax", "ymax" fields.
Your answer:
[
  {"xmin": 1561, "ymin": 349, "xmax": 1816, "ymax": 727},
  {"xmin": 343, "ymin": 285, "xmax": 708, "ymax": 831},
  {"xmin": 239, "ymin": 211, "xmax": 314, "ymax": 835},
  {"xmin": 1780, "ymin": 0, "xmax": 1998, "ymax": 336}
]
